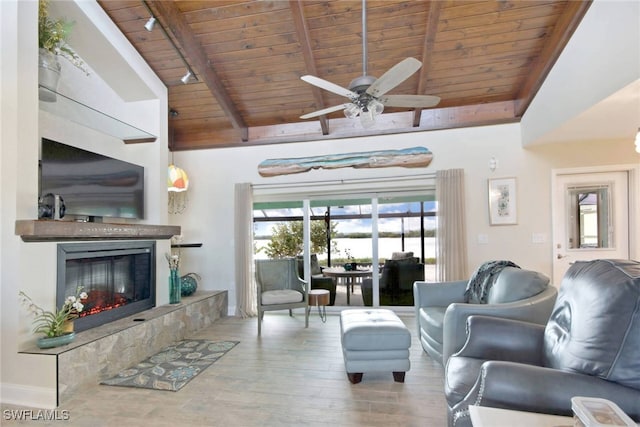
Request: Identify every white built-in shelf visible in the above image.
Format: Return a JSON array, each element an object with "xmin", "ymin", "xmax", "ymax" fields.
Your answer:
[{"xmin": 39, "ymin": 86, "xmax": 157, "ymax": 144}]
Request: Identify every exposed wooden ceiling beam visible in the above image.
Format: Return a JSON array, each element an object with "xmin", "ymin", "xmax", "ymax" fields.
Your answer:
[
  {"xmin": 289, "ymin": 0, "xmax": 330, "ymax": 135},
  {"xmin": 413, "ymin": 0, "xmax": 441, "ymax": 127},
  {"xmin": 514, "ymin": 0, "xmax": 592, "ymax": 117},
  {"xmin": 147, "ymin": 0, "xmax": 249, "ymax": 141},
  {"xmin": 172, "ymin": 101, "xmax": 517, "ymax": 150}
]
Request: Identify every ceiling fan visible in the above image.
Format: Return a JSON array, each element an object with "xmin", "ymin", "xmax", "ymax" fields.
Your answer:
[{"xmin": 300, "ymin": 0, "xmax": 441, "ymax": 127}]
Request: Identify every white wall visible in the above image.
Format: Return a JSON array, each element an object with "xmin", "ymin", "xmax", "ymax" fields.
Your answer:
[
  {"xmin": 1, "ymin": 0, "xmax": 169, "ymax": 408},
  {"xmin": 522, "ymin": 0, "xmax": 640, "ymax": 145}
]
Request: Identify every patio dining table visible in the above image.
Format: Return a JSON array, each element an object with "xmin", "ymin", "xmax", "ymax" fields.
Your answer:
[{"xmin": 322, "ymin": 267, "xmax": 373, "ymax": 305}]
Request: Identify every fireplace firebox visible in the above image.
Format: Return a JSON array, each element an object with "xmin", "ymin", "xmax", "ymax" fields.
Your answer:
[{"xmin": 57, "ymin": 241, "xmax": 156, "ymax": 332}]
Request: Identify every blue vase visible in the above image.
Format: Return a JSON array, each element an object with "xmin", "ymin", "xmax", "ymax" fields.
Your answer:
[
  {"xmin": 169, "ymin": 269, "xmax": 181, "ymax": 304},
  {"xmin": 37, "ymin": 332, "xmax": 75, "ymax": 349},
  {"xmin": 181, "ymin": 274, "xmax": 198, "ymax": 296}
]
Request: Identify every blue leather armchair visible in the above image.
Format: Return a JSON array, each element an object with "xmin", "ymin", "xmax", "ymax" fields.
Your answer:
[
  {"xmin": 414, "ymin": 264, "xmax": 557, "ymax": 365},
  {"xmin": 445, "ymin": 259, "xmax": 640, "ymax": 427}
]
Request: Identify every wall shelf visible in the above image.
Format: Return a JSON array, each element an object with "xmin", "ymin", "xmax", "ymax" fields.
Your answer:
[
  {"xmin": 39, "ymin": 86, "xmax": 157, "ymax": 144},
  {"xmin": 171, "ymin": 243, "xmax": 203, "ymax": 248},
  {"xmin": 15, "ymin": 220, "xmax": 180, "ymax": 242}
]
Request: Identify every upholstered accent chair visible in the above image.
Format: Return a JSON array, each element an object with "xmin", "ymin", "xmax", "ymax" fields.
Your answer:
[
  {"xmin": 296, "ymin": 254, "xmax": 336, "ymax": 306},
  {"xmin": 414, "ymin": 263, "xmax": 557, "ymax": 365},
  {"xmin": 445, "ymin": 259, "xmax": 640, "ymax": 427},
  {"xmin": 255, "ymin": 258, "xmax": 308, "ymax": 335},
  {"xmin": 361, "ymin": 252, "xmax": 425, "ymax": 306}
]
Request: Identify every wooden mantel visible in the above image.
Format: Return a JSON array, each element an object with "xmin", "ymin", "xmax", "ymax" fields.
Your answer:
[{"xmin": 15, "ymin": 220, "xmax": 180, "ymax": 242}]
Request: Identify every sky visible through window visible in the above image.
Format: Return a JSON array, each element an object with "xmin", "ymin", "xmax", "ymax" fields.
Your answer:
[{"xmin": 254, "ymin": 201, "xmax": 436, "ymax": 236}]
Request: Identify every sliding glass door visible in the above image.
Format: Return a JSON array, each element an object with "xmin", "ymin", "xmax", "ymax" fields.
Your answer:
[{"xmin": 252, "ymin": 192, "xmax": 435, "ymax": 308}]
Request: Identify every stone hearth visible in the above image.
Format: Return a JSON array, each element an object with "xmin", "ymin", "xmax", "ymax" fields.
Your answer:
[{"xmin": 20, "ymin": 291, "xmax": 227, "ymax": 405}]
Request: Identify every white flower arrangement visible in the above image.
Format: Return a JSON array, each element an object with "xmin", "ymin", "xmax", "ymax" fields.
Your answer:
[
  {"xmin": 165, "ymin": 252, "xmax": 180, "ymax": 270},
  {"xmin": 19, "ymin": 288, "xmax": 88, "ymax": 337},
  {"xmin": 167, "ymin": 235, "xmax": 183, "ymax": 270}
]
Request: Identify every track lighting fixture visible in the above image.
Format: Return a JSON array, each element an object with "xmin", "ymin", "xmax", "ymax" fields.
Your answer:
[
  {"xmin": 141, "ymin": 1, "xmax": 198, "ymax": 85},
  {"xmin": 144, "ymin": 17, "xmax": 156, "ymax": 32},
  {"xmin": 181, "ymin": 71, "xmax": 192, "ymax": 84}
]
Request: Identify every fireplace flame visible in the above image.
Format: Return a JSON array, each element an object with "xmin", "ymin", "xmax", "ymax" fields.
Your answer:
[{"xmin": 78, "ymin": 290, "xmax": 128, "ymax": 318}]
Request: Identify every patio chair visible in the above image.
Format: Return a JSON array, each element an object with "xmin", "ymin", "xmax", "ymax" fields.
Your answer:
[{"xmin": 255, "ymin": 258, "xmax": 308, "ymax": 335}]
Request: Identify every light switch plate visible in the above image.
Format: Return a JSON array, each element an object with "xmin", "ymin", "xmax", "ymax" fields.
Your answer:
[{"xmin": 532, "ymin": 233, "xmax": 546, "ymax": 244}]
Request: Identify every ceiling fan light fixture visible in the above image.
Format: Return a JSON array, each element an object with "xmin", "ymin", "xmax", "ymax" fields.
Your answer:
[
  {"xmin": 367, "ymin": 99, "xmax": 384, "ymax": 116},
  {"xmin": 144, "ymin": 17, "xmax": 156, "ymax": 32},
  {"xmin": 344, "ymin": 103, "xmax": 360, "ymax": 119},
  {"xmin": 181, "ymin": 71, "xmax": 192, "ymax": 84},
  {"xmin": 360, "ymin": 109, "xmax": 376, "ymax": 128}
]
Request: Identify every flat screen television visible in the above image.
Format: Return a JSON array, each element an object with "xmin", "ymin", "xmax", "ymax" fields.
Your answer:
[{"xmin": 40, "ymin": 138, "xmax": 145, "ymax": 220}]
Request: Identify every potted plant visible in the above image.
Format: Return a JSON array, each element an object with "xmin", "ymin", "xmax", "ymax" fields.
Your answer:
[
  {"xmin": 38, "ymin": 0, "xmax": 87, "ymax": 101},
  {"xmin": 19, "ymin": 288, "xmax": 88, "ymax": 349}
]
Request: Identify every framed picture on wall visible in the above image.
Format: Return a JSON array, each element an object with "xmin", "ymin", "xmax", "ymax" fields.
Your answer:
[{"xmin": 488, "ymin": 177, "xmax": 517, "ymax": 225}]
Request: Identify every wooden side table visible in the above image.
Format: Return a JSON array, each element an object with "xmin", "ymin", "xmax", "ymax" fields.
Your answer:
[{"xmin": 307, "ymin": 289, "xmax": 330, "ymax": 323}]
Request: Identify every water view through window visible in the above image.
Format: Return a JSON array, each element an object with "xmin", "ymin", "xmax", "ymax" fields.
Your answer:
[{"xmin": 253, "ymin": 195, "xmax": 436, "ymax": 307}]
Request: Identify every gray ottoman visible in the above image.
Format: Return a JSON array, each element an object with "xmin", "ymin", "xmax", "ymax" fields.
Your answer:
[{"xmin": 340, "ymin": 309, "xmax": 411, "ymax": 384}]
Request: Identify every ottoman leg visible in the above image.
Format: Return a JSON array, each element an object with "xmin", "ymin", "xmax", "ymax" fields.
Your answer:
[
  {"xmin": 393, "ymin": 372, "xmax": 406, "ymax": 383},
  {"xmin": 347, "ymin": 373, "xmax": 363, "ymax": 384}
]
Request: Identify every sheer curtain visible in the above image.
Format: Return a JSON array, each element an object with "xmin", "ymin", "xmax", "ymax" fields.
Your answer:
[
  {"xmin": 234, "ymin": 183, "xmax": 256, "ymax": 317},
  {"xmin": 435, "ymin": 169, "xmax": 468, "ymax": 281}
]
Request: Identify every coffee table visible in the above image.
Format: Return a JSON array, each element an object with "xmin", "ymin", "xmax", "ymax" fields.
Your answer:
[
  {"xmin": 322, "ymin": 267, "xmax": 373, "ymax": 305},
  {"xmin": 469, "ymin": 406, "xmax": 573, "ymax": 427}
]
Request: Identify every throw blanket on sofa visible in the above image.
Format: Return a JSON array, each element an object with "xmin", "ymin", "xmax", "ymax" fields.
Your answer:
[{"xmin": 464, "ymin": 260, "xmax": 520, "ymax": 303}]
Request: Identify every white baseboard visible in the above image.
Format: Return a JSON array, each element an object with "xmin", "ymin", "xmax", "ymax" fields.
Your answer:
[{"xmin": 0, "ymin": 382, "xmax": 57, "ymax": 409}]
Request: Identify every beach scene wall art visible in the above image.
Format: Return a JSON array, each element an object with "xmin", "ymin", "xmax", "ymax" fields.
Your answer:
[{"xmin": 257, "ymin": 146, "xmax": 433, "ymax": 177}]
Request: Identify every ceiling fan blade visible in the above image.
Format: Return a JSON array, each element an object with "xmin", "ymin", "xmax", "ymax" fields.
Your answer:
[
  {"xmin": 300, "ymin": 103, "xmax": 350, "ymax": 119},
  {"xmin": 301, "ymin": 75, "xmax": 358, "ymax": 99},
  {"xmin": 366, "ymin": 57, "xmax": 423, "ymax": 97},
  {"xmin": 379, "ymin": 94, "xmax": 441, "ymax": 108}
]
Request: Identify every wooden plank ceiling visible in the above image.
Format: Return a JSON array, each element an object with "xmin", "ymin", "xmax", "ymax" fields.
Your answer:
[{"xmin": 98, "ymin": 0, "xmax": 591, "ymax": 151}]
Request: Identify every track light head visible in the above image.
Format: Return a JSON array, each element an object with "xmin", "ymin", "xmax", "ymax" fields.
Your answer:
[
  {"xmin": 144, "ymin": 17, "xmax": 156, "ymax": 32},
  {"xmin": 181, "ymin": 71, "xmax": 192, "ymax": 84}
]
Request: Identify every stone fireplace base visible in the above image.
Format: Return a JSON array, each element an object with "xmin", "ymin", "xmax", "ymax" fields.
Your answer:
[{"xmin": 20, "ymin": 291, "xmax": 227, "ymax": 405}]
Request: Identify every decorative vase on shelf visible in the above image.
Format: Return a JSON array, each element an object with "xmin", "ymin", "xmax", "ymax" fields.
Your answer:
[
  {"xmin": 169, "ymin": 268, "xmax": 181, "ymax": 304},
  {"xmin": 38, "ymin": 48, "xmax": 61, "ymax": 102},
  {"xmin": 180, "ymin": 272, "xmax": 199, "ymax": 297},
  {"xmin": 37, "ymin": 332, "xmax": 75, "ymax": 349}
]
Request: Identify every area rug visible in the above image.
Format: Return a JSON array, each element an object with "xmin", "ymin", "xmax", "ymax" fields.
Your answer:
[{"xmin": 101, "ymin": 340, "xmax": 238, "ymax": 391}]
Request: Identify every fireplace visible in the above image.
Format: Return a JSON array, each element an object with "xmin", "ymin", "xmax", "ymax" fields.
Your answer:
[{"xmin": 57, "ymin": 241, "xmax": 156, "ymax": 332}]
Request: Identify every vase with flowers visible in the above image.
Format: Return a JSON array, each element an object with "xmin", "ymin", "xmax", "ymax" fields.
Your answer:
[
  {"xmin": 166, "ymin": 252, "xmax": 181, "ymax": 304},
  {"xmin": 19, "ymin": 288, "xmax": 88, "ymax": 349},
  {"xmin": 343, "ymin": 248, "xmax": 357, "ymax": 271},
  {"xmin": 38, "ymin": 0, "xmax": 88, "ymax": 101}
]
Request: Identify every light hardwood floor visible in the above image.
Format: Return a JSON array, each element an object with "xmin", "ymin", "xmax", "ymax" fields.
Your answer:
[{"xmin": 2, "ymin": 311, "xmax": 447, "ymax": 426}]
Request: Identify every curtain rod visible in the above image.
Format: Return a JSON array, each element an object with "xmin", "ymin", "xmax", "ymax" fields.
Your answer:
[{"xmin": 252, "ymin": 172, "xmax": 436, "ymax": 190}]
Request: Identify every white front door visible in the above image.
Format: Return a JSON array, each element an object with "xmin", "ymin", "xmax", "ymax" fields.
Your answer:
[{"xmin": 551, "ymin": 170, "xmax": 630, "ymax": 285}]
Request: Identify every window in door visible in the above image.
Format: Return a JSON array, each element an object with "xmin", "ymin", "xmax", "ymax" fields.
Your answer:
[{"xmin": 566, "ymin": 184, "xmax": 613, "ymax": 249}]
